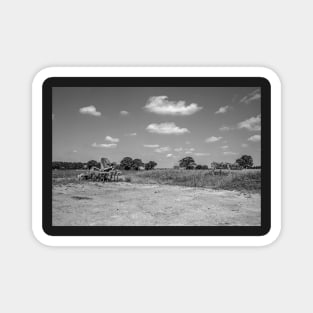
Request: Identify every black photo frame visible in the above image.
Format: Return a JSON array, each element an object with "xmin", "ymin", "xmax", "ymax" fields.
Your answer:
[{"xmin": 43, "ymin": 76, "xmax": 270, "ymax": 237}]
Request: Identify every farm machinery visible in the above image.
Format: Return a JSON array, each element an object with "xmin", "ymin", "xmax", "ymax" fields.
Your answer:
[{"xmin": 78, "ymin": 157, "xmax": 122, "ymax": 182}]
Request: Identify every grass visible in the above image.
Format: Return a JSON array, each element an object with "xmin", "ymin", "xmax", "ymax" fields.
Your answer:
[
  {"xmin": 52, "ymin": 168, "xmax": 261, "ymax": 193},
  {"xmin": 123, "ymin": 169, "xmax": 261, "ymax": 193}
]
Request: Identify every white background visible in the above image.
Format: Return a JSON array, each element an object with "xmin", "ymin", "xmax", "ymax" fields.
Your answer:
[{"xmin": 0, "ymin": 0, "xmax": 311, "ymax": 312}]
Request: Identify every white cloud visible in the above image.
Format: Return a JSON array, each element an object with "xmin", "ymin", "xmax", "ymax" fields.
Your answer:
[
  {"xmin": 144, "ymin": 144, "xmax": 159, "ymax": 148},
  {"xmin": 240, "ymin": 89, "xmax": 261, "ymax": 104},
  {"xmin": 185, "ymin": 148, "xmax": 195, "ymax": 154},
  {"xmin": 92, "ymin": 142, "xmax": 117, "ymax": 148},
  {"xmin": 220, "ymin": 145, "xmax": 228, "ymax": 149},
  {"xmin": 146, "ymin": 122, "xmax": 190, "ymax": 135},
  {"xmin": 248, "ymin": 135, "xmax": 261, "ymax": 142},
  {"xmin": 166, "ymin": 154, "xmax": 174, "ymax": 158},
  {"xmin": 120, "ymin": 110, "xmax": 129, "ymax": 115},
  {"xmin": 215, "ymin": 105, "xmax": 231, "ymax": 114},
  {"xmin": 155, "ymin": 146, "xmax": 170, "ymax": 153},
  {"xmin": 105, "ymin": 135, "xmax": 119, "ymax": 143},
  {"xmin": 79, "ymin": 105, "xmax": 101, "ymax": 116},
  {"xmin": 185, "ymin": 141, "xmax": 190, "ymax": 145},
  {"xmin": 219, "ymin": 126, "xmax": 232, "ymax": 131},
  {"xmin": 238, "ymin": 114, "xmax": 261, "ymax": 131},
  {"xmin": 73, "ymin": 150, "xmax": 77, "ymax": 153},
  {"xmin": 241, "ymin": 143, "xmax": 248, "ymax": 148},
  {"xmin": 194, "ymin": 152, "xmax": 211, "ymax": 156},
  {"xmin": 125, "ymin": 132, "xmax": 137, "ymax": 136},
  {"xmin": 205, "ymin": 136, "xmax": 223, "ymax": 143},
  {"xmin": 223, "ymin": 151, "xmax": 238, "ymax": 155},
  {"xmin": 174, "ymin": 147, "xmax": 183, "ymax": 152},
  {"xmin": 144, "ymin": 96, "xmax": 202, "ymax": 115}
]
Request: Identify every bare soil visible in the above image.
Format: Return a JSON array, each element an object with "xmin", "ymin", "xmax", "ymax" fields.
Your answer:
[{"xmin": 53, "ymin": 182, "xmax": 260, "ymax": 226}]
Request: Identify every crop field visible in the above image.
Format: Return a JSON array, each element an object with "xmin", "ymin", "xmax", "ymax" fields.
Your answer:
[{"xmin": 52, "ymin": 168, "xmax": 261, "ymax": 226}]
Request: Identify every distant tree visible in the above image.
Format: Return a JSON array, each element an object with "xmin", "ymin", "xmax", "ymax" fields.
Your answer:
[
  {"xmin": 195, "ymin": 164, "xmax": 209, "ymax": 170},
  {"xmin": 132, "ymin": 158, "xmax": 144, "ymax": 170},
  {"xmin": 236, "ymin": 155, "xmax": 253, "ymax": 169},
  {"xmin": 87, "ymin": 160, "xmax": 100, "ymax": 169},
  {"xmin": 120, "ymin": 157, "xmax": 133, "ymax": 170},
  {"xmin": 145, "ymin": 161, "xmax": 157, "ymax": 170},
  {"xmin": 179, "ymin": 157, "xmax": 196, "ymax": 169},
  {"xmin": 173, "ymin": 165, "xmax": 180, "ymax": 170}
]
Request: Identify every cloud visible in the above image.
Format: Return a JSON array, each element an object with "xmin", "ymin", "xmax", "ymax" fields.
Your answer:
[
  {"xmin": 219, "ymin": 126, "xmax": 232, "ymax": 131},
  {"xmin": 91, "ymin": 142, "xmax": 117, "ymax": 148},
  {"xmin": 144, "ymin": 144, "xmax": 159, "ymax": 148},
  {"xmin": 194, "ymin": 152, "xmax": 211, "ymax": 156},
  {"xmin": 241, "ymin": 143, "xmax": 248, "ymax": 148},
  {"xmin": 105, "ymin": 135, "xmax": 119, "ymax": 143},
  {"xmin": 185, "ymin": 148, "xmax": 195, "ymax": 154},
  {"xmin": 125, "ymin": 132, "xmax": 137, "ymax": 136},
  {"xmin": 120, "ymin": 110, "xmax": 129, "ymax": 115},
  {"xmin": 52, "ymin": 114, "xmax": 55, "ymax": 120},
  {"xmin": 215, "ymin": 105, "xmax": 231, "ymax": 114},
  {"xmin": 174, "ymin": 147, "xmax": 183, "ymax": 152},
  {"xmin": 79, "ymin": 105, "xmax": 101, "ymax": 116},
  {"xmin": 220, "ymin": 145, "xmax": 228, "ymax": 149},
  {"xmin": 248, "ymin": 134, "xmax": 261, "ymax": 142},
  {"xmin": 205, "ymin": 136, "xmax": 222, "ymax": 143},
  {"xmin": 146, "ymin": 122, "xmax": 190, "ymax": 135},
  {"xmin": 73, "ymin": 150, "xmax": 77, "ymax": 153},
  {"xmin": 155, "ymin": 146, "xmax": 170, "ymax": 153},
  {"xmin": 185, "ymin": 141, "xmax": 190, "ymax": 145},
  {"xmin": 223, "ymin": 151, "xmax": 238, "ymax": 155},
  {"xmin": 144, "ymin": 96, "xmax": 202, "ymax": 115},
  {"xmin": 240, "ymin": 89, "xmax": 261, "ymax": 104},
  {"xmin": 238, "ymin": 114, "xmax": 261, "ymax": 131},
  {"xmin": 166, "ymin": 154, "xmax": 174, "ymax": 158}
]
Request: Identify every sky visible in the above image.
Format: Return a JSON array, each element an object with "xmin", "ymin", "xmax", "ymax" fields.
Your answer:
[{"xmin": 52, "ymin": 87, "xmax": 261, "ymax": 167}]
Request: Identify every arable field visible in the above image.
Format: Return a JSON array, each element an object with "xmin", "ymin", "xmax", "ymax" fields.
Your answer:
[{"xmin": 52, "ymin": 169, "xmax": 261, "ymax": 226}]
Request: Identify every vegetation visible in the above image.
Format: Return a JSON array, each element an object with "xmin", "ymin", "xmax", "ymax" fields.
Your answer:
[
  {"xmin": 236, "ymin": 155, "xmax": 253, "ymax": 168},
  {"xmin": 52, "ymin": 161, "xmax": 86, "ymax": 170},
  {"xmin": 119, "ymin": 157, "xmax": 156, "ymax": 170},
  {"xmin": 178, "ymin": 156, "xmax": 196, "ymax": 169},
  {"xmin": 123, "ymin": 169, "xmax": 260, "ymax": 192},
  {"xmin": 145, "ymin": 161, "xmax": 157, "ymax": 170},
  {"xmin": 53, "ymin": 168, "xmax": 261, "ymax": 193}
]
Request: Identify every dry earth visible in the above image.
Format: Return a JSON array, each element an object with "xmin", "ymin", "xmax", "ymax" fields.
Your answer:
[{"xmin": 53, "ymin": 182, "xmax": 260, "ymax": 226}]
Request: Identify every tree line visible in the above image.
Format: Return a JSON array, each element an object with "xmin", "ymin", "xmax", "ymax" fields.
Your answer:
[
  {"xmin": 52, "ymin": 157, "xmax": 158, "ymax": 171},
  {"xmin": 52, "ymin": 155, "xmax": 259, "ymax": 171},
  {"xmin": 177, "ymin": 155, "xmax": 258, "ymax": 170}
]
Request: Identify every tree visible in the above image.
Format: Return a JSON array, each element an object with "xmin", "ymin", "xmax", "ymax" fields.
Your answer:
[
  {"xmin": 120, "ymin": 157, "xmax": 133, "ymax": 170},
  {"xmin": 132, "ymin": 158, "xmax": 144, "ymax": 170},
  {"xmin": 87, "ymin": 160, "xmax": 100, "ymax": 169},
  {"xmin": 236, "ymin": 155, "xmax": 253, "ymax": 168},
  {"xmin": 145, "ymin": 161, "xmax": 157, "ymax": 170},
  {"xmin": 179, "ymin": 157, "xmax": 196, "ymax": 169},
  {"xmin": 196, "ymin": 164, "xmax": 209, "ymax": 170}
]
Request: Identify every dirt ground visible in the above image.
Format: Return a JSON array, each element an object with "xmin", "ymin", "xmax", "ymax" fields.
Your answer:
[{"xmin": 53, "ymin": 182, "xmax": 261, "ymax": 226}]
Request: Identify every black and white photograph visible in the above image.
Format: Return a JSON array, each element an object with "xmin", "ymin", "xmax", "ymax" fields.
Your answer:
[{"xmin": 52, "ymin": 86, "xmax": 262, "ymax": 227}]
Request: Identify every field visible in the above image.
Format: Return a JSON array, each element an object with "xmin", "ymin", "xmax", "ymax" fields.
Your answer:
[
  {"xmin": 53, "ymin": 168, "xmax": 261, "ymax": 192},
  {"xmin": 52, "ymin": 169, "xmax": 261, "ymax": 226}
]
